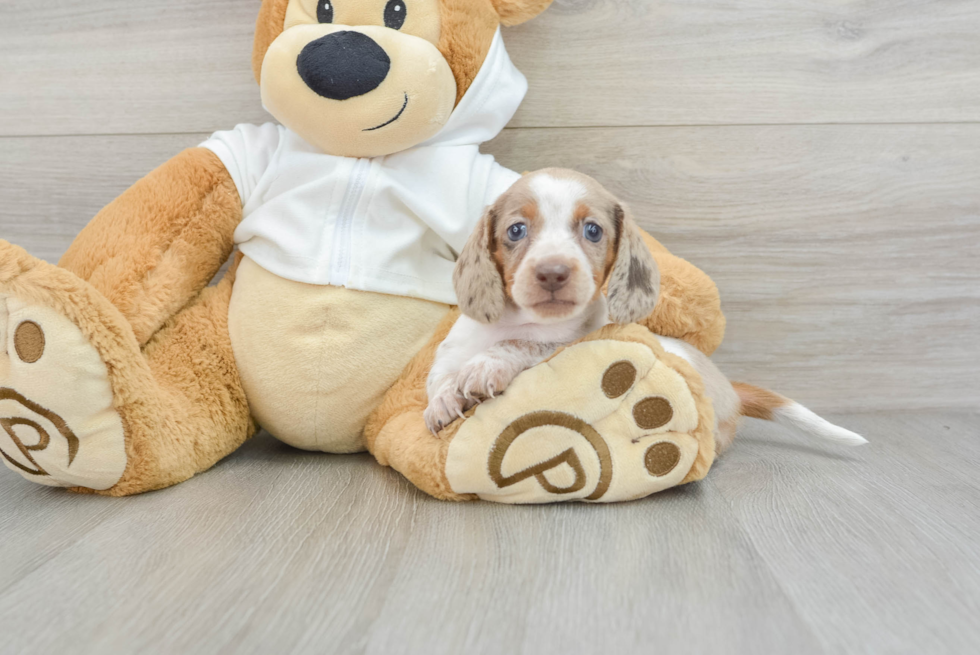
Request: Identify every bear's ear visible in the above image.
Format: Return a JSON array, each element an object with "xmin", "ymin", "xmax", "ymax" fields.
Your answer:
[
  {"xmin": 491, "ymin": 0, "xmax": 554, "ymax": 26},
  {"xmin": 253, "ymin": 0, "xmax": 290, "ymax": 83}
]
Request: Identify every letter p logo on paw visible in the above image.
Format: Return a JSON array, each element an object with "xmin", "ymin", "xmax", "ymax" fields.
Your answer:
[
  {"xmin": 0, "ymin": 298, "xmax": 127, "ymax": 490},
  {"xmin": 0, "ymin": 389, "xmax": 79, "ymax": 477},
  {"xmin": 488, "ymin": 410, "xmax": 614, "ymax": 501},
  {"xmin": 445, "ymin": 335, "xmax": 708, "ymax": 504}
]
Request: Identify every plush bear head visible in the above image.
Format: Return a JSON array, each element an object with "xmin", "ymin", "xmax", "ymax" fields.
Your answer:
[{"xmin": 253, "ymin": 0, "xmax": 553, "ymax": 158}]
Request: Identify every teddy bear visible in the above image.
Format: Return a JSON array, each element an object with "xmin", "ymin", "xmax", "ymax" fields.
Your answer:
[{"xmin": 0, "ymin": 0, "xmax": 726, "ymax": 502}]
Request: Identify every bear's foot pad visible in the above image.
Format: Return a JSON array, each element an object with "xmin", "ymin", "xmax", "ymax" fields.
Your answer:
[
  {"xmin": 445, "ymin": 338, "xmax": 702, "ymax": 503},
  {"xmin": 0, "ymin": 295, "xmax": 126, "ymax": 490}
]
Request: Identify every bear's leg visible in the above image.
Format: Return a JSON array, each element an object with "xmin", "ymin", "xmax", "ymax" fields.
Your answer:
[
  {"xmin": 124, "ymin": 261, "xmax": 255, "ymax": 495},
  {"xmin": 0, "ymin": 242, "xmax": 253, "ymax": 495},
  {"xmin": 58, "ymin": 147, "xmax": 242, "ymax": 347},
  {"xmin": 366, "ymin": 317, "xmax": 718, "ymax": 504}
]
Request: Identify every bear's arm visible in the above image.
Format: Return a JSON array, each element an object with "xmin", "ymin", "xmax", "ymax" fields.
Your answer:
[
  {"xmin": 636, "ymin": 229, "xmax": 726, "ymax": 356},
  {"xmin": 58, "ymin": 147, "xmax": 242, "ymax": 345}
]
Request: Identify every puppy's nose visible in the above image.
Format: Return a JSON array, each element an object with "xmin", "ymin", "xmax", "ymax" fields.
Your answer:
[
  {"xmin": 296, "ymin": 31, "xmax": 391, "ymax": 101},
  {"xmin": 535, "ymin": 262, "xmax": 572, "ymax": 292}
]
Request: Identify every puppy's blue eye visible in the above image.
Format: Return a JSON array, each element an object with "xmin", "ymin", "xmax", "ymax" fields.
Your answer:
[
  {"xmin": 584, "ymin": 222, "xmax": 603, "ymax": 243},
  {"xmin": 507, "ymin": 223, "xmax": 528, "ymax": 241}
]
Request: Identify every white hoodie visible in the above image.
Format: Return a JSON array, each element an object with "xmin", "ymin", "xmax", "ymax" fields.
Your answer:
[{"xmin": 201, "ymin": 29, "xmax": 525, "ymax": 305}]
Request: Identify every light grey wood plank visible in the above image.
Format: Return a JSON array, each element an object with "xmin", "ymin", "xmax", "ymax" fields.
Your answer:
[
  {"xmin": 0, "ymin": 414, "xmax": 978, "ymax": 654},
  {"xmin": 2, "ymin": 125, "xmax": 978, "ymax": 411},
  {"xmin": 359, "ymin": 484, "xmax": 822, "ymax": 655},
  {"xmin": 0, "ymin": 0, "xmax": 268, "ymax": 137},
  {"xmin": 0, "ymin": 437, "xmax": 421, "ymax": 655},
  {"xmin": 510, "ymin": 0, "xmax": 980, "ymax": 128},
  {"xmin": 711, "ymin": 412, "xmax": 980, "ymax": 654},
  {"xmin": 0, "ymin": 432, "xmax": 824, "ymax": 655},
  {"xmin": 0, "ymin": 474, "xmax": 128, "ymax": 594},
  {"xmin": 2, "ymin": 0, "xmax": 980, "ymax": 136}
]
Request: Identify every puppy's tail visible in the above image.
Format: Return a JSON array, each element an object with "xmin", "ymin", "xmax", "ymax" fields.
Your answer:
[{"xmin": 732, "ymin": 382, "xmax": 868, "ymax": 447}]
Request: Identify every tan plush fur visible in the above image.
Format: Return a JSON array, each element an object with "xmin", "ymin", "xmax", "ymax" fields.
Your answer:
[
  {"xmin": 0, "ymin": 243, "xmax": 255, "ymax": 495},
  {"xmin": 59, "ymin": 148, "xmax": 241, "ymax": 346},
  {"xmin": 438, "ymin": 0, "xmax": 501, "ymax": 104},
  {"xmin": 491, "ymin": 0, "xmax": 554, "ymax": 27},
  {"xmin": 638, "ymin": 231, "xmax": 726, "ymax": 356},
  {"xmin": 253, "ymin": 0, "xmax": 291, "ymax": 83}
]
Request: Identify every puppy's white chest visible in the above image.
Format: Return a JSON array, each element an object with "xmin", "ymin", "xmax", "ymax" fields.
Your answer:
[{"xmin": 502, "ymin": 301, "xmax": 609, "ymax": 344}]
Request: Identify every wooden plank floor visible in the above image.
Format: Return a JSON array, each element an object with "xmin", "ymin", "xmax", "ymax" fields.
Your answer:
[{"xmin": 1, "ymin": 412, "xmax": 978, "ymax": 655}]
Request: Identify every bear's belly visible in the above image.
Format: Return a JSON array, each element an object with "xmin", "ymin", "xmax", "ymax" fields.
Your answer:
[{"xmin": 228, "ymin": 256, "xmax": 449, "ymax": 453}]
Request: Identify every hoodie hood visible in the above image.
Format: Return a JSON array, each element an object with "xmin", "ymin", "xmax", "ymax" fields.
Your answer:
[{"xmin": 421, "ymin": 28, "xmax": 528, "ymax": 148}]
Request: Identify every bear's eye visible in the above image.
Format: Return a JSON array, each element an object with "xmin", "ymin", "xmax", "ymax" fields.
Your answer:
[
  {"xmin": 384, "ymin": 0, "xmax": 407, "ymax": 30},
  {"xmin": 317, "ymin": 0, "xmax": 334, "ymax": 23}
]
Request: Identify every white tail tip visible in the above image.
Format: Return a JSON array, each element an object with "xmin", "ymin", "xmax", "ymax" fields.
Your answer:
[{"xmin": 775, "ymin": 403, "xmax": 868, "ymax": 447}]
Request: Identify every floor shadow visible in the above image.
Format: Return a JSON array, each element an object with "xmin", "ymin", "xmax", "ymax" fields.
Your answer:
[{"xmin": 733, "ymin": 437, "xmax": 864, "ymax": 462}]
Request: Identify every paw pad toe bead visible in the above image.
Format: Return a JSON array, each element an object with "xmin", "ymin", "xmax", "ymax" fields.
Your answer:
[
  {"xmin": 14, "ymin": 321, "xmax": 45, "ymax": 363},
  {"xmin": 601, "ymin": 361, "xmax": 636, "ymax": 398},
  {"xmin": 633, "ymin": 396, "xmax": 673, "ymax": 430},
  {"xmin": 644, "ymin": 441, "xmax": 682, "ymax": 477}
]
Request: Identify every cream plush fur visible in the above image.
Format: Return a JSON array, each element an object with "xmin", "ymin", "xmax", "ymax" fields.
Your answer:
[
  {"xmin": 0, "ymin": 0, "xmax": 728, "ymax": 501},
  {"xmin": 230, "ymin": 256, "xmax": 449, "ymax": 453}
]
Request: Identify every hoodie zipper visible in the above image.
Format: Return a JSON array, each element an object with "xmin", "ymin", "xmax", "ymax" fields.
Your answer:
[{"xmin": 329, "ymin": 157, "xmax": 371, "ymax": 287}]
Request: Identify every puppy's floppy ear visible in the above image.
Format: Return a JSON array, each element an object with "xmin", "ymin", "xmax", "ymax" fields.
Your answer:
[
  {"xmin": 607, "ymin": 203, "xmax": 661, "ymax": 324},
  {"xmin": 490, "ymin": 0, "xmax": 554, "ymax": 26},
  {"xmin": 454, "ymin": 207, "xmax": 506, "ymax": 323}
]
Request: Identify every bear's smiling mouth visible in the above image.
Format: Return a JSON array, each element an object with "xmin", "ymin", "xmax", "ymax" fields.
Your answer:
[{"xmin": 363, "ymin": 93, "xmax": 409, "ymax": 132}]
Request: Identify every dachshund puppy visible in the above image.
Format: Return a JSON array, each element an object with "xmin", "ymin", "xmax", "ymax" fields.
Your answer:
[
  {"xmin": 424, "ymin": 169, "xmax": 867, "ymax": 452},
  {"xmin": 425, "ymin": 168, "xmax": 659, "ymax": 434}
]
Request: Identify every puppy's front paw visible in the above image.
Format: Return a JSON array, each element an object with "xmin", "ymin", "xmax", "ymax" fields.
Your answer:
[
  {"xmin": 424, "ymin": 386, "xmax": 467, "ymax": 435},
  {"xmin": 457, "ymin": 354, "xmax": 521, "ymax": 402}
]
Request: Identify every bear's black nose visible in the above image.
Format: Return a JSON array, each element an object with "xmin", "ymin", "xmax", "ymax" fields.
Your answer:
[{"xmin": 296, "ymin": 31, "xmax": 391, "ymax": 101}]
